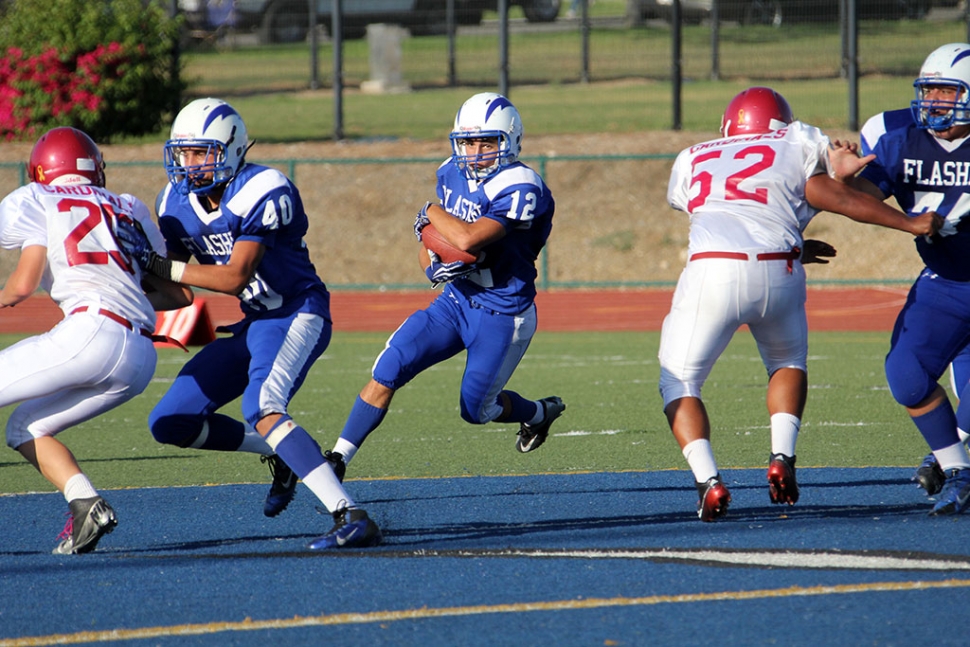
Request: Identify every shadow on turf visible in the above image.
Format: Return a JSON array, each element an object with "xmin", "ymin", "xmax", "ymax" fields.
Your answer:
[
  {"xmin": 360, "ymin": 475, "xmax": 917, "ymax": 507},
  {"xmin": 0, "ymin": 454, "xmax": 197, "ymax": 470},
  {"xmin": 8, "ymin": 501, "xmax": 925, "ymax": 559}
]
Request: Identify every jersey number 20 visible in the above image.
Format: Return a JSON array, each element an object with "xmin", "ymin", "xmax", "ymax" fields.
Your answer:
[{"xmin": 60, "ymin": 198, "xmax": 133, "ymax": 274}]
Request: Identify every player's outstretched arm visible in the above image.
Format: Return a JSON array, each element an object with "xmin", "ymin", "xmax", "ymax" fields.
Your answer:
[
  {"xmin": 805, "ymin": 174, "xmax": 943, "ymax": 236},
  {"xmin": 0, "ymin": 245, "xmax": 45, "ymax": 308},
  {"xmin": 177, "ymin": 240, "xmax": 264, "ymax": 295}
]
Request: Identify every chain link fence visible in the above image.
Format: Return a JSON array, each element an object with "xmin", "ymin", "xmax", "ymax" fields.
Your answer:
[{"xmin": 177, "ymin": 1, "xmax": 967, "ymax": 89}]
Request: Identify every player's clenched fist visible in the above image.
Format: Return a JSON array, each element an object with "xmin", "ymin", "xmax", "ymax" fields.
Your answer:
[{"xmin": 907, "ymin": 211, "xmax": 944, "ymax": 237}]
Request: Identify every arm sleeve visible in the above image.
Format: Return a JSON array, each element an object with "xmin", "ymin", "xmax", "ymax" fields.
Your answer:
[
  {"xmin": 666, "ymin": 150, "xmax": 691, "ymax": 213},
  {"xmin": 0, "ymin": 188, "xmax": 47, "ymax": 250}
]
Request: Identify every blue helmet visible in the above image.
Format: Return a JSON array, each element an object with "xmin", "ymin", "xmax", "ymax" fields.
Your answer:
[
  {"xmin": 449, "ymin": 93, "xmax": 523, "ymax": 180},
  {"xmin": 164, "ymin": 98, "xmax": 249, "ymax": 195},
  {"xmin": 911, "ymin": 43, "xmax": 970, "ymax": 130}
]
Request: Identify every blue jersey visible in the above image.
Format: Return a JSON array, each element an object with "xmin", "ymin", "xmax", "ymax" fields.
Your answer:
[
  {"xmin": 860, "ymin": 108, "xmax": 970, "ymax": 281},
  {"xmin": 435, "ymin": 158, "xmax": 555, "ymax": 315},
  {"xmin": 156, "ymin": 163, "xmax": 330, "ymax": 320}
]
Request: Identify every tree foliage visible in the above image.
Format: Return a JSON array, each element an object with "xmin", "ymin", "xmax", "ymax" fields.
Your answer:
[{"xmin": 0, "ymin": 0, "xmax": 184, "ymax": 141}]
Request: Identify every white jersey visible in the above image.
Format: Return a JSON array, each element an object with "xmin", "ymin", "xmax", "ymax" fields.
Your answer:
[
  {"xmin": 667, "ymin": 121, "xmax": 831, "ymax": 255},
  {"xmin": 0, "ymin": 183, "xmax": 166, "ymax": 331}
]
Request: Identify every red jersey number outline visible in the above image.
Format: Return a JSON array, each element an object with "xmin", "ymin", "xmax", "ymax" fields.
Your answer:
[
  {"xmin": 687, "ymin": 145, "xmax": 776, "ymax": 213},
  {"xmin": 60, "ymin": 198, "xmax": 135, "ymax": 274}
]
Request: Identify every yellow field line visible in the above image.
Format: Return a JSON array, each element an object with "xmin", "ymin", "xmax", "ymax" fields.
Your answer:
[{"xmin": 4, "ymin": 578, "xmax": 969, "ymax": 646}]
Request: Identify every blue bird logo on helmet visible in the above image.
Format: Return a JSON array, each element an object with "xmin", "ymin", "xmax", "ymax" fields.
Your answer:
[
  {"xmin": 164, "ymin": 98, "xmax": 251, "ymax": 195},
  {"xmin": 911, "ymin": 43, "xmax": 970, "ymax": 131},
  {"xmin": 450, "ymin": 92, "xmax": 523, "ymax": 181}
]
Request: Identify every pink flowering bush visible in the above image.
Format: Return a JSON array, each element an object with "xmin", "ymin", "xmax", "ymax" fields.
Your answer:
[
  {"xmin": 0, "ymin": 0, "xmax": 184, "ymax": 142},
  {"xmin": 0, "ymin": 44, "xmax": 135, "ymax": 141}
]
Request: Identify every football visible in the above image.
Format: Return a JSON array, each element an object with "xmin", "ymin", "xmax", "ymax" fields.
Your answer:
[{"xmin": 421, "ymin": 223, "xmax": 477, "ymax": 265}]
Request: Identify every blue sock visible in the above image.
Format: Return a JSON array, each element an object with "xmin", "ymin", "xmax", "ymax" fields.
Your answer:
[
  {"xmin": 913, "ymin": 398, "xmax": 960, "ymax": 451},
  {"xmin": 502, "ymin": 390, "xmax": 540, "ymax": 423},
  {"xmin": 265, "ymin": 417, "xmax": 324, "ymax": 479},
  {"xmin": 957, "ymin": 381, "xmax": 970, "ymax": 433},
  {"xmin": 339, "ymin": 396, "xmax": 387, "ymax": 448}
]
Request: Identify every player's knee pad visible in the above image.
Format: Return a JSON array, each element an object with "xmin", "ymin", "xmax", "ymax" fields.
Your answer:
[
  {"xmin": 459, "ymin": 395, "xmax": 502, "ymax": 425},
  {"xmin": 658, "ymin": 367, "xmax": 701, "ymax": 409},
  {"xmin": 5, "ymin": 424, "xmax": 32, "ymax": 450},
  {"xmin": 371, "ymin": 348, "xmax": 406, "ymax": 391},
  {"xmin": 148, "ymin": 411, "xmax": 203, "ymax": 448},
  {"xmin": 885, "ymin": 349, "xmax": 935, "ymax": 408},
  {"xmin": 5, "ymin": 408, "xmax": 53, "ymax": 449}
]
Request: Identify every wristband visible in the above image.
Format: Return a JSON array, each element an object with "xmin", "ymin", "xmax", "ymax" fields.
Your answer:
[{"xmin": 148, "ymin": 254, "xmax": 187, "ymax": 283}]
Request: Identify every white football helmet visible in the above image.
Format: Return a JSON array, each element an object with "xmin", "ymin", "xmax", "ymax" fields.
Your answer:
[
  {"xmin": 911, "ymin": 43, "xmax": 970, "ymax": 130},
  {"xmin": 164, "ymin": 98, "xmax": 249, "ymax": 195},
  {"xmin": 449, "ymin": 92, "xmax": 523, "ymax": 180}
]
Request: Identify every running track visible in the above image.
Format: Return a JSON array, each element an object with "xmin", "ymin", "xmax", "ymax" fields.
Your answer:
[{"xmin": 0, "ymin": 286, "xmax": 910, "ymax": 334}]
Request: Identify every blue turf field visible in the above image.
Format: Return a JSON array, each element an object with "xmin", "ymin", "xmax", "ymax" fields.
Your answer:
[{"xmin": 3, "ymin": 468, "xmax": 969, "ymax": 646}]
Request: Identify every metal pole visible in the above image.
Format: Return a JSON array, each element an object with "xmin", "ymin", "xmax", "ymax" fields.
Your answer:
[
  {"xmin": 333, "ymin": 0, "xmax": 344, "ymax": 140},
  {"xmin": 839, "ymin": 0, "xmax": 848, "ymax": 78},
  {"xmin": 499, "ymin": 0, "xmax": 509, "ymax": 97},
  {"xmin": 580, "ymin": 0, "xmax": 590, "ymax": 84},
  {"xmin": 672, "ymin": 0, "xmax": 682, "ymax": 130},
  {"xmin": 170, "ymin": 0, "xmax": 181, "ymax": 111},
  {"xmin": 710, "ymin": 0, "xmax": 719, "ymax": 81},
  {"xmin": 309, "ymin": 0, "xmax": 319, "ymax": 89},
  {"xmin": 847, "ymin": 0, "xmax": 858, "ymax": 131},
  {"xmin": 447, "ymin": 0, "xmax": 457, "ymax": 87}
]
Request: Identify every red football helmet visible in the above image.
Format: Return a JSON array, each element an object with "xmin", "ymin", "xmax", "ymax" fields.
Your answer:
[
  {"xmin": 720, "ymin": 87, "xmax": 794, "ymax": 137},
  {"xmin": 27, "ymin": 127, "xmax": 105, "ymax": 187}
]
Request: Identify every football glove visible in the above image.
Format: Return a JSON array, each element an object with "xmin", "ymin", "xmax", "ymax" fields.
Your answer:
[
  {"xmin": 114, "ymin": 217, "xmax": 187, "ymax": 282},
  {"xmin": 425, "ymin": 251, "xmax": 477, "ymax": 288},
  {"xmin": 114, "ymin": 217, "xmax": 153, "ymax": 269},
  {"xmin": 414, "ymin": 201, "xmax": 433, "ymax": 241}
]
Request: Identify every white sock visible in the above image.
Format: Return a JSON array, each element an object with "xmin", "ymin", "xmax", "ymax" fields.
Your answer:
[
  {"xmin": 63, "ymin": 473, "xmax": 98, "ymax": 503},
  {"xmin": 682, "ymin": 438, "xmax": 718, "ymax": 483},
  {"xmin": 333, "ymin": 438, "xmax": 359, "ymax": 464},
  {"xmin": 302, "ymin": 463, "xmax": 357, "ymax": 512},
  {"xmin": 935, "ymin": 441, "xmax": 970, "ymax": 472},
  {"xmin": 238, "ymin": 423, "xmax": 273, "ymax": 455},
  {"xmin": 770, "ymin": 413, "xmax": 801, "ymax": 458}
]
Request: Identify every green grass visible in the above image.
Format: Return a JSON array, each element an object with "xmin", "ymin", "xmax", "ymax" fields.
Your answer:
[
  {"xmin": 152, "ymin": 16, "xmax": 970, "ymax": 143},
  {"xmin": 120, "ymin": 74, "xmax": 917, "ymax": 143},
  {"xmin": 0, "ymin": 330, "xmax": 934, "ymax": 495}
]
